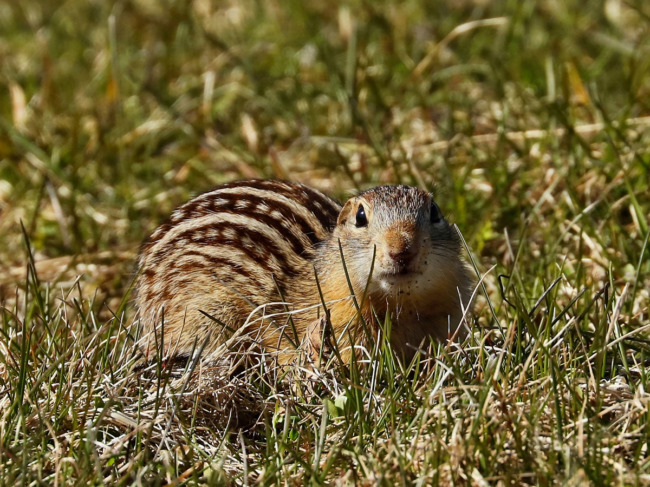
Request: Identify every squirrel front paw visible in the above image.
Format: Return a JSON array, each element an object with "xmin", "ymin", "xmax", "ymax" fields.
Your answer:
[{"xmin": 304, "ymin": 315, "xmax": 334, "ymax": 366}]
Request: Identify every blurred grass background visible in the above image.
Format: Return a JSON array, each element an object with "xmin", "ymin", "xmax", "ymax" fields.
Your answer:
[
  {"xmin": 2, "ymin": 0, "xmax": 647, "ymax": 271},
  {"xmin": 1, "ymin": 0, "xmax": 650, "ymax": 484}
]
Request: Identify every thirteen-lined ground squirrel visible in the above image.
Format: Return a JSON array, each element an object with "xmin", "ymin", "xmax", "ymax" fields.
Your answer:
[{"xmin": 135, "ymin": 179, "xmax": 474, "ymax": 363}]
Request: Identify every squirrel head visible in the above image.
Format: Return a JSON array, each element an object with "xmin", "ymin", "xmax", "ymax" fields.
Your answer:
[{"xmin": 329, "ymin": 185, "xmax": 465, "ymax": 307}]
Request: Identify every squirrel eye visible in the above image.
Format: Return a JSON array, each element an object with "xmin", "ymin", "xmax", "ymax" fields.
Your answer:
[
  {"xmin": 355, "ymin": 204, "xmax": 368, "ymax": 227},
  {"xmin": 430, "ymin": 201, "xmax": 443, "ymax": 224}
]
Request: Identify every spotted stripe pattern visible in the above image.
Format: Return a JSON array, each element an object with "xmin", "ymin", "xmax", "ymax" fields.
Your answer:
[{"xmin": 135, "ymin": 180, "xmax": 341, "ymax": 355}]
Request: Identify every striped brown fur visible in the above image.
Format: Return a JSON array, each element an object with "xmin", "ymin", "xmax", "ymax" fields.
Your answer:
[{"xmin": 135, "ymin": 180, "xmax": 475, "ymax": 363}]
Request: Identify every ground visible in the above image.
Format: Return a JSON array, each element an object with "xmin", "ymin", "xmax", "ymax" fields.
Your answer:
[{"xmin": 1, "ymin": 0, "xmax": 649, "ymax": 485}]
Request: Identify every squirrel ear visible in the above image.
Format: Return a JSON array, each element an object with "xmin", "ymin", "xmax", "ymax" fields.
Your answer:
[{"xmin": 336, "ymin": 200, "xmax": 355, "ymax": 226}]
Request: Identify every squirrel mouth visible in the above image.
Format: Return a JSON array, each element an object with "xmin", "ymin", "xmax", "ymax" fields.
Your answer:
[
  {"xmin": 373, "ymin": 270, "xmax": 419, "ymax": 294},
  {"xmin": 376, "ymin": 267, "xmax": 416, "ymax": 280},
  {"xmin": 374, "ymin": 257, "xmax": 418, "ymax": 282}
]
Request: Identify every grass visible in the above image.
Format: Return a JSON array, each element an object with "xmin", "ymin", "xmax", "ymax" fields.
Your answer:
[{"xmin": 1, "ymin": 0, "xmax": 650, "ymax": 484}]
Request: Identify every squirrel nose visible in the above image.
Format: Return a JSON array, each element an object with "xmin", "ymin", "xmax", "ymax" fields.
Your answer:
[
  {"xmin": 385, "ymin": 221, "xmax": 418, "ymax": 271},
  {"xmin": 388, "ymin": 245, "xmax": 416, "ymax": 267}
]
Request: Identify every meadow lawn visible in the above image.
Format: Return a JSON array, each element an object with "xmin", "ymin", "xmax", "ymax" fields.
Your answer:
[{"xmin": 1, "ymin": 0, "xmax": 649, "ymax": 484}]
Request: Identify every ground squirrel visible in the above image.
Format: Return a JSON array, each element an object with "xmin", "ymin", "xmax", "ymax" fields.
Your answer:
[{"xmin": 135, "ymin": 180, "xmax": 474, "ymax": 363}]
